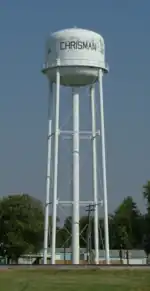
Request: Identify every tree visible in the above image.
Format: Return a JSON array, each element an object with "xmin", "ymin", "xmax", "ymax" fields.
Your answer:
[
  {"xmin": 113, "ymin": 197, "xmax": 142, "ymax": 253},
  {"xmin": 143, "ymin": 181, "xmax": 150, "ymax": 213},
  {"xmin": 143, "ymin": 181, "xmax": 150, "ymax": 261},
  {"xmin": 0, "ymin": 194, "xmax": 44, "ymax": 262},
  {"xmin": 143, "ymin": 230, "xmax": 150, "ymax": 263}
]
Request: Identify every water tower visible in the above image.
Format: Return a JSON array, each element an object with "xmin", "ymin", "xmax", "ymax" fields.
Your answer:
[{"xmin": 42, "ymin": 28, "xmax": 110, "ymax": 265}]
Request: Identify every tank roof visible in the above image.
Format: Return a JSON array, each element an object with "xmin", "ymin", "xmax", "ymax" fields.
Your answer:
[{"xmin": 51, "ymin": 28, "xmax": 103, "ymax": 39}]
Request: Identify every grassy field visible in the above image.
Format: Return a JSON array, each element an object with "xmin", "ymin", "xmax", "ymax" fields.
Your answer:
[{"xmin": 0, "ymin": 269, "xmax": 150, "ymax": 291}]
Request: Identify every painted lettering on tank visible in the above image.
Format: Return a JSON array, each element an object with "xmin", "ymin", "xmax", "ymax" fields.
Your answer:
[{"xmin": 59, "ymin": 40, "xmax": 104, "ymax": 54}]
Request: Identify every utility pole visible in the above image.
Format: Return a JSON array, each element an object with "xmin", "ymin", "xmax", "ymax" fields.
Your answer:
[{"xmin": 85, "ymin": 204, "xmax": 96, "ymax": 264}]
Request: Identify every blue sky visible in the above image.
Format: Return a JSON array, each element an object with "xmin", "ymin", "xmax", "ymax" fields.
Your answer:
[{"xmin": 0, "ymin": 0, "xmax": 150, "ymax": 214}]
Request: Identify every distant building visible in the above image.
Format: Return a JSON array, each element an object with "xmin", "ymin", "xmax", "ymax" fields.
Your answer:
[{"xmin": 18, "ymin": 249, "xmax": 148, "ymax": 265}]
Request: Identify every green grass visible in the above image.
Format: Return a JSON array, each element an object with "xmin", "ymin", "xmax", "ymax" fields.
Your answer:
[{"xmin": 0, "ymin": 269, "xmax": 150, "ymax": 291}]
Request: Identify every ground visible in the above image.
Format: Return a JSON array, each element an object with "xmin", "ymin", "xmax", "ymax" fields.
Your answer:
[{"xmin": 0, "ymin": 269, "xmax": 150, "ymax": 291}]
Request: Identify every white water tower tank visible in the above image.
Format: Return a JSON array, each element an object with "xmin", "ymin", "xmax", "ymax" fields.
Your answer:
[{"xmin": 42, "ymin": 28, "xmax": 108, "ymax": 86}]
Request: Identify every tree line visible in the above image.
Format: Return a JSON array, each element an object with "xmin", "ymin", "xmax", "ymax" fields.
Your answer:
[{"xmin": 0, "ymin": 181, "xmax": 150, "ymax": 263}]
